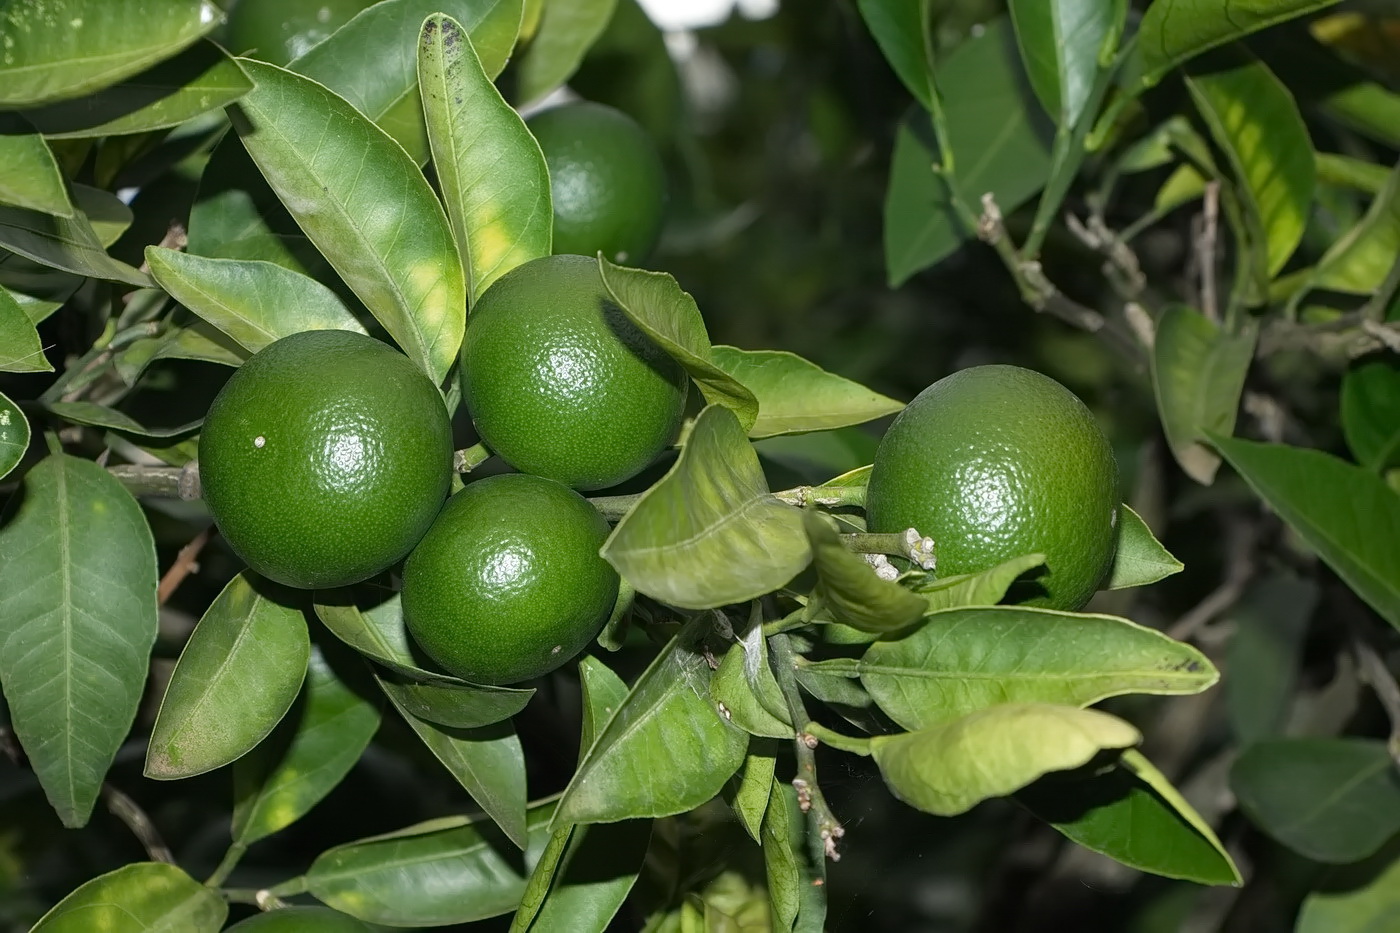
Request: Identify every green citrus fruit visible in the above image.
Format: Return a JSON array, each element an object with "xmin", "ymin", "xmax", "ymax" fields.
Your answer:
[
  {"xmin": 199, "ymin": 329, "xmax": 452, "ymax": 589},
  {"xmin": 225, "ymin": 906, "xmax": 375, "ymax": 931},
  {"xmin": 865, "ymin": 364, "xmax": 1119, "ymax": 611},
  {"xmin": 527, "ymin": 101, "xmax": 667, "ymax": 264},
  {"xmin": 224, "ymin": 0, "xmax": 372, "ymax": 66},
  {"xmin": 401, "ymin": 473, "xmax": 619, "ymax": 685},
  {"xmin": 461, "ymin": 254, "xmax": 688, "ymax": 491}
]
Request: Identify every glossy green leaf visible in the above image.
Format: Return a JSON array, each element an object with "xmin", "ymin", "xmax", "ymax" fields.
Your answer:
[
  {"xmin": 556, "ymin": 615, "xmax": 749, "ymax": 825},
  {"xmin": 307, "ymin": 802, "xmax": 557, "ymax": 926},
  {"xmin": 232, "ymin": 647, "xmax": 382, "ymax": 846},
  {"xmin": 1232, "ymin": 738, "xmax": 1400, "ymax": 863},
  {"xmin": 1224, "ymin": 572, "xmax": 1316, "ymax": 744},
  {"xmin": 1121, "ymin": 0, "xmax": 1343, "ymax": 92},
  {"xmin": 1298, "ymin": 841, "xmax": 1400, "ymax": 933},
  {"xmin": 1105, "ymin": 504, "xmax": 1183, "ymax": 589},
  {"xmin": 28, "ymin": 862, "xmax": 226, "ymax": 933},
  {"xmin": 0, "ymin": 0, "xmax": 221, "ymax": 106},
  {"xmin": 524, "ymin": 819, "xmax": 650, "ymax": 933},
  {"xmin": 1010, "ymin": 0, "xmax": 1125, "ymax": 126},
  {"xmin": 0, "ymin": 118, "xmax": 73, "ymax": 216},
  {"xmin": 762, "ymin": 779, "xmax": 825, "ymax": 932},
  {"xmin": 1021, "ymin": 749, "xmax": 1240, "ymax": 885},
  {"xmin": 806, "ymin": 511, "xmax": 927, "ymax": 634},
  {"xmin": 146, "ymin": 572, "xmax": 308, "ymax": 779},
  {"xmin": 1316, "ymin": 152, "xmax": 1393, "ymax": 195},
  {"xmin": 1323, "ymin": 83, "xmax": 1400, "ymax": 150},
  {"xmin": 511, "ymin": 827, "xmax": 573, "ymax": 933},
  {"xmin": 313, "ymin": 592, "xmax": 535, "ymax": 719},
  {"xmin": 294, "ymin": 0, "xmax": 523, "ymax": 164},
  {"xmin": 598, "ymin": 258, "xmax": 759, "ymax": 429},
  {"xmin": 577, "ymin": 656, "xmax": 629, "ymax": 756},
  {"xmin": 0, "ymin": 201, "xmax": 150, "ymax": 286},
  {"xmin": 1185, "ymin": 55, "xmax": 1314, "ymax": 279},
  {"xmin": 711, "ymin": 610, "xmax": 792, "ymax": 739},
  {"xmin": 912, "ymin": 553, "xmax": 1048, "ymax": 612},
  {"xmin": 1211, "ymin": 435, "xmax": 1400, "ymax": 631},
  {"xmin": 601, "ymin": 405, "xmax": 809, "ymax": 609},
  {"xmin": 72, "ymin": 184, "xmax": 132, "ymax": 247},
  {"xmin": 382, "ymin": 687, "xmax": 528, "ymax": 849},
  {"xmin": 726, "ymin": 744, "xmax": 778, "ymax": 842},
  {"xmin": 1152, "ymin": 306, "xmax": 1256, "ymax": 484},
  {"xmin": 873, "ymin": 703, "xmax": 1140, "ymax": 817},
  {"xmin": 0, "ymin": 284, "xmax": 50, "ymax": 372},
  {"xmin": 45, "ymin": 401, "xmax": 201, "ymax": 439},
  {"xmin": 146, "ymin": 248, "xmax": 365, "ymax": 352},
  {"xmin": 0, "ymin": 391, "xmax": 28, "ymax": 480},
  {"xmin": 1342, "ymin": 356, "xmax": 1400, "ymax": 473},
  {"xmin": 20, "ymin": 41, "xmax": 250, "ymax": 138},
  {"xmin": 419, "ymin": 14, "xmax": 551, "ymax": 304},
  {"xmin": 514, "ymin": 0, "xmax": 617, "ymax": 104},
  {"xmin": 861, "ymin": 606, "xmax": 1216, "ymax": 731},
  {"xmin": 884, "ymin": 19, "xmax": 1054, "ymax": 285},
  {"xmin": 1155, "ymin": 162, "xmax": 1209, "ymax": 214},
  {"xmin": 0, "ymin": 454, "xmax": 157, "ymax": 827},
  {"xmin": 857, "ymin": 0, "xmax": 933, "ymax": 110},
  {"xmin": 1305, "ymin": 161, "xmax": 1400, "ymax": 297},
  {"xmin": 708, "ymin": 346, "xmax": 903, "ymax": 438},
  {"xmin": 233, "ymin": 59, "xmax": 465, "ymax": 384}
]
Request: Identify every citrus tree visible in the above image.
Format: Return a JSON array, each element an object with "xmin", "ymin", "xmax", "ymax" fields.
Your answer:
[{"xmin": 0, "ymin": 0, "xmax": 1396, "ymax": 930}]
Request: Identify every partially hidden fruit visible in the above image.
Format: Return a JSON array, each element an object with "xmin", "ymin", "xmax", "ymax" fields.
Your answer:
[
  {"xmin": 527, "ymin": 101, "xmax": 667, "ymax": 264},
  {"xmin": 461, "ymin": 254, "xmax": 688, "ymax": 491},
  {"xmin": 199, "ymin": 329, "xmax": 452, "ymax": 589},
  {"xmin": 224, "ymin": 0, "xmax": 373, "ymax": 66},
  {"xmin": 401, "ymin": 473, "xmax": 619, "ymax": 686},
  {"xmin": 225, "ymin": 906, "xmax": 375, "ymax": 931},
  {"xmin": 865, "ymin": 364, "xmax": 1119, "ymax": 611}
]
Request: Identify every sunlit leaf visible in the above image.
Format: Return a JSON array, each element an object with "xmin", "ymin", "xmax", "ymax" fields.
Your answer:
[
  {"xmin": 711, "ymin": 609, "xmax": 792, "ymax": 739},
  {"xmin": 28, "ymin": 862, "xmax": 226, "ymax": 932},
  {"xmin": 0, "ymin": 201, "xmax": 149, "ymax": 287},
  {"xmin": 857, "ymin": 0, "xmax": 933, "ymax": 110},
  {"xmin": 514, "ymin": 0, "xmax": 617, "ymax": 104},
  {"xmin": 1010, "ymin": 0, "xmax": 1126, "ymax": 126},
  {"xmin": 0, "ymin": 391, "xmax": 28, "ymax": 480},
  {"xmin": 0, "ymin": 117, "xmax": 73, "ymax": 216},
  {"xmin": 709, "ymin": 346, "xmax": 903, "ymax": 438},
  {"xmin": 0, "ymin": 284, "xmax": 51, "ymax": 372},
  {"xmin": 1104, "ymin": 504, "xmax": 1184, "ymax": 589},
  {"xmin": 911, "ymin": 552, "xmax": 1047, "ymax": 612},
  {"xmin": 806, "ymin": 511, "xmax": 927, "ymax": 634}
]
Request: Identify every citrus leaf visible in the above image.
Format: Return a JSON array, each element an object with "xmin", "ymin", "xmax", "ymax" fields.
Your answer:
[
  {"xmin": 597, "ymin": 258, "xmax": 759, "ymax": 430},
  {"xmin": 708, "ymin": 346, "xmax": 903, "ymax": 438},
  {"xmin": 872, "ymin": 703, "xmax": 1141, "ymax": 817},
  {"xmin": 861, "ymin": 606, "xmax": 1216, "ymax": 731},
  {"xmin": 233, "ymin": 59, "xmax": 465, "ymax": 384},
  {"xmin": 294, "ymin": 0, "xmax": 523, "ymax": 165},
  {"xmin": 577, "ymin": 655, "xmax": 629, "ymax": 757},
  {"xmin": 911, "ymin": 552, "xmax": 1047, "ymax": 612},
  {"xmin": 762, "ymin": 779, "xmax": 826, "ymax": 932},
  {"xmin": 510, "ymin": 826, "xmax": 573, "ymax": 933},
  {"xmin": 806, "ymin": 511, "xmax": 927, "ymax": 634},
  {"xmin": 0, "ymin": 0, "xmax": 221, "ymax": 106},
  {"xmin": 380, "ymin": 686, "xmax": 528, "ymax": 849},
  {"xmin": 1105, "ymin": 503, "xmax": 1184, "ymax": 589},
  {"xmin": 45, "ymin": 401, "xmax": 202, "ymax": 439},
  {"xmin": 556, "ymin": 614, "xmax": 749, "ymax": 825},
  {"xmin": 20, "ymin": 40, "xmax": 251, "ymax": 138},
  {"xmin": 514, "ymin": 0, "xmax": 617, "ymax": 105},
  {"xmin": 1297, "ymin": 840, "xmax": 1400, "ymax": 933},
  {"xmin": 0, "ymin": 117, "xmax": 73, "ymax": 216},
  {"xmin": 1152, "ymin": 305, "xmax": 1256, "ymax": 484},
  {"xmin": 1342, "ymin": 355, "xmax": 1400, "ymax": 474},
  {"xmin": 1120, "ymin": 0, "xmax": 1343, "ymax": 93},
  {"xmin": 857, "ymin": 0, "xmax": 933, "ymax": 110},
  {"xmin": 146, "ymin": 248, "xmax": 365, "ymax": 352},
  {"xmin": 1224, "ymin": 572, "xmax": 1316, "ymax": 744},
  {"xmin": 313, "ymin": 591, "xmax": 535, "ymax": 720},
  {"xmin": 1010, "ymin": 0, "xmax": 1126, "ymax": 127},
  {"xmin": 711, "ymin": 610, "xmax": 792, "ymax": 739},
  {"xmin": 72, "ymin": 184, "xmax": 135, "ymax": 248},
  {"xmin": 1232, "ymin": 738, "xmax": 1400, "ymax": 863},
  {"xmin": 725, "ymin": 744, "xmax": 778, "ymax": 843},
  {"xmin": 1185, "ymin": 54, "xmax": 1314, "ymax": 280},
  {"xmin": 28, "ymin": 862, "xmax": 226, "ymax": 933},
  {"xmin": 0, "ymin": 284, "xmax": 51, "ymax": 372},
  {"xmin": 419, "ymin": 14, "xmax": 551, "ymax": 304},
  {"xmin": 306, "ymin": 802, "xmax": 557, "ymax": 926},
  {"xmin": 0, "ymin": 201, "xmax": 150, "ymax": 287},
  {"xmin": 1210, "ymin": 435, "xmax": 1400, "ymax": 631},
  {"xmin": 522, "ymin": 819, "xmax": 650, "ymax": 933},
  {"xmin": 146, "ymin": 572, "xmax": 309, "ymax": 779},
  {"xmin": 0, "ymin": 454, "xmax": 157, "ymax": 827},
  {"xmin": 232, "ymin": 647, "xmax": 382, "ymax": 846},
  {"xmin": 1303, "ymin": 160, "xmax": 1400, "ymax": 298},
  {"xmin": 1323, "ymin": 82, "xmax": 1400, "ymax": 150},
  {"xmin": 1316, "ymin": 152, "xmax": 1393, "ymax": 196},
  {"xmin": 601, "ymin": 405, "xmax": 809, "ymax": 609},
  {"xmin": 0, "ymin": 391, "xmax": 28, "ymax": 480},
  {"xmin": 883, "ymin": 19, "xmax": 1054, "ymax": 285},
  {"xmin": 1020, "ymin": 749, "xmax": 1240, "ymax": 886}
]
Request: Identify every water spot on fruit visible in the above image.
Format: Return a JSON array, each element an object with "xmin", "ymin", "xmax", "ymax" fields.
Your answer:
[
  {"xmin": 550, "ymin": 644, "xmax": 562, "ymax": 655},
  {"xmin": 253, "ymin": 435, "xmax": 266, "ymax": 448}
]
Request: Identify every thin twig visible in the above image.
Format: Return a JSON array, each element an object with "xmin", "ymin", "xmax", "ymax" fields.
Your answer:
[
  {"xmin": 107, "ymin": 462, "xmax": 201, "ymax": 499},
  {"xmin": 1346, "ymin": 613, "xmax": 1400, "ymax": 766},
  {"xmin": 158, "ymin": 527, "xmax": 212, "ymax": 606},
  {"xmin": 103, "ymin": 784, "xmax": 174, "ymax": 863},
  {"xmin": 1168, "ymin": 516, "xmax": 1256, "ymax": 642},
  {"xmin": 1198, "ymin": 181, "xmax": 1221, "ymax": 324},
  {"xmin": 768, "ymin": 633, "xmax": 845, "ymax": 861}
]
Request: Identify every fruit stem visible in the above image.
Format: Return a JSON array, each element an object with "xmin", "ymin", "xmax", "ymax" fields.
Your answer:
[
  {"xmin": 773, "ymin": 483, "xmax": 866, "ymax": 508},
  {"xmin": 840, "ymin": 530, "xmax": 937, "ymax": 571},
  {"xmin": 454, "ymin": 443, "xmax": 491, "ymax": 473},
  {"xmin": 204, "ymin": 841, "xmax": 246, "ymax": 888},
  {"xmin": 803, "ymin": 721, "xmax": 872, "ymax": 757},
  {"xmin": 768, "ymin": 633, "xmax": 845, "ymax": 861},
  {"xmin": 587, "ymin": 493, "xmax": 641, "ymax": 521},
  {"xmin": 107, "ymin": 462, "xmax": 201, "ymax": 499},
  {"xmin": 760, "ymin": 605, "xmax": 808, "ymax": 637}
]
